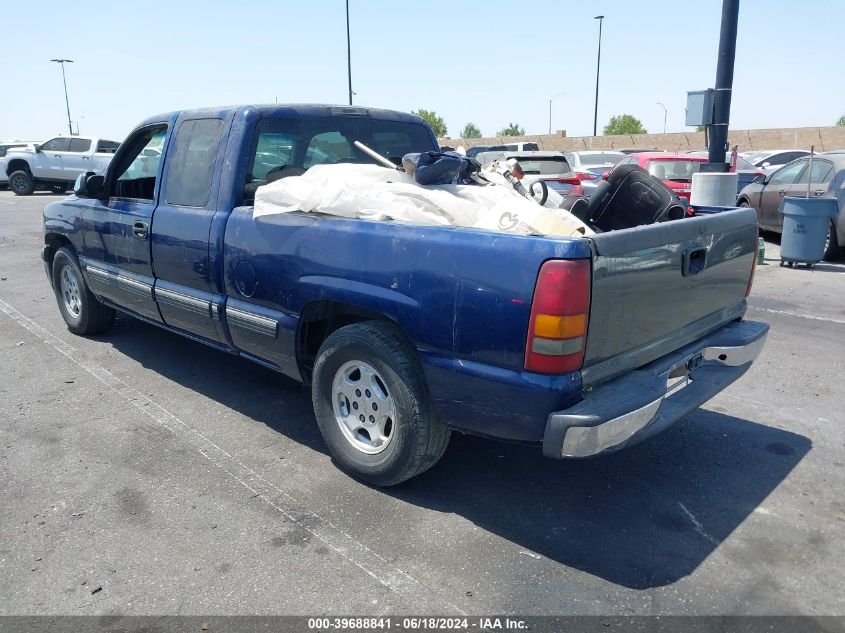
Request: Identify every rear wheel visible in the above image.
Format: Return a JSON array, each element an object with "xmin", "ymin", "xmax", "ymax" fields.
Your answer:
[
  {"xmin": 311, "ymin": 322, "xmax": 450, "ymax": 486},
  {"xmin": 51, "ymin": 247, "xmax": 115, "ymax": 335},
  {"xmin": 9, "ymin": 170, "xmax": 35, "ymax": 196},
  {"xmin": 822, "ymin": 222, "xmax": 842, "ymax": 261}
]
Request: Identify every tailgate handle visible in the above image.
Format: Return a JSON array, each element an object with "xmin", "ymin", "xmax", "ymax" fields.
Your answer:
[{"xmin": 682, "ymin": 246, "xmax": 708, "ymax": 276}]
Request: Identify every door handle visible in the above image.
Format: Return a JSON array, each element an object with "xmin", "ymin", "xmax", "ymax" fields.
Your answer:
[
  {"xmin": 133, "ymin": 221, "xmax": 149, "ymax": 238},
  {"xmin": 778, "ymin": 190, "xmax": 788, "ymax": 196},
  {"xmin": 813, "ymin": 189, "xmax": 825, "ymax": 196}
]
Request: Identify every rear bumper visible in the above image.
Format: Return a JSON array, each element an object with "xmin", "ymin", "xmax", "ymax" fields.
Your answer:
[{"xmin": 543, "ymin": 320, "xmax": 768, "ymax": 459}]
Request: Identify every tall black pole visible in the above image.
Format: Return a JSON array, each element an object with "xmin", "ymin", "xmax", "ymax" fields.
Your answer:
[
  {"xmin": 592, "ymin": 15, "xmax": 604, "ymax": 137},
  {"xmin": 346, "ymin": 0, "xmax": 353, "ymax": 105},
  {"xmin": 707, "ymin": 0, "xmax": 739, "ymax": 168}
]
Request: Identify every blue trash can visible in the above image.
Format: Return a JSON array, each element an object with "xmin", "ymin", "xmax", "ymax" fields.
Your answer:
[{"xmin": 779, "ymin": 196, "xmax": 838, "ymax": 267}]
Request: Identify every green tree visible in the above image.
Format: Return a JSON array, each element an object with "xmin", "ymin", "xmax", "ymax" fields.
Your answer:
[
  {"xmin": 603, "ymin": 114, "xmax": 647, "ymax": 135},
  {"xmin": 460, "ymin": 122, "xmax": 482, "ymax": 139},
  {"xmin": 837, "ymin": 115, "xmax": 845, "ymax": 126},
  {"xmin": 412, "ymin": 109, "xmax": 447, "ymax": 137},
  {"xmin": 498, "ymin": 122, "xmax": 525, "ymax": 137}
]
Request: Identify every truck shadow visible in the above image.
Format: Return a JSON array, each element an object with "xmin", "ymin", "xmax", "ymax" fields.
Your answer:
[
  {"xmin": 105, "ymin": 315, "xmax": 810, "ymax": 591},
  {"xmin": 398, "ymin": 413, "xmax": 810, "ymax": 590}
]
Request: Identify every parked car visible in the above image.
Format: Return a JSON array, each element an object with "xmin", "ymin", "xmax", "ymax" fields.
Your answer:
[
  {"xmin": 475, "ymin": 150, "xmax": 584, "ymax": 196},
  {"xmin": 736, "ymin": 153, "xmax": 845, "ymax": 260},
  {"xmin": 618, "ymin": 148, "xmax": 666, "ymax": 155},
  {"xmin": 561, "ymin": 150, "xmax": 625, "ymax": 196},
  {"xmin": 613, "ymin": 152, "xmax": 764, "ymax": 202},
  {"xmin": 43, "ymin": 103, "xmax": 766, "ymax": 485},
  {"xmin": 742, "ymin": 149, "xmax": 810, "ymax": 173},
  {"xmin": 4, "ymin": 136, "xmax": 120, "ymax": 195}
]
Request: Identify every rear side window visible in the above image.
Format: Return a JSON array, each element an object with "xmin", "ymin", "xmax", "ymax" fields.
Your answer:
[
  {"xmin": 165, "ymin": 119, "xmax": 224, "ymax": 207},
  {"xmin": 68, "ymin": 138, "xmax": 91, "ymax": 152},
  {"xmin": 795, "ymin": 160, "xmax": 834, "ymax": 185},
  {"xmin": 243, "ymin": 116, "xmax": 436, "ymax": 201},
  {"xmin": 96, "ymin": 140, "xmax": 120, "ymax": 153}
]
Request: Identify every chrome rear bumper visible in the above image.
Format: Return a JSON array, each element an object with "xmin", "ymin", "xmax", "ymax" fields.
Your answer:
[{"xmin": 543, "ymin": 320, "xmax": 769, "ymax": 459}]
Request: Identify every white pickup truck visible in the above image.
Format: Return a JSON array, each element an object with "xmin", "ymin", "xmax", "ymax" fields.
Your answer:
[{"xmin": 3, "ymin": 135, "xmax": 120, "ymax": 195}]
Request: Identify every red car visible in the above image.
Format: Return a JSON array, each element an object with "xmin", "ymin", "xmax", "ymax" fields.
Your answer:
[
  {"xmin": 610, "ymin": 152, "xmax": 706, "ymax": 202},
  {"xmin": 609, "ymin": 152, "xmax": 765, "ymax": 203}
]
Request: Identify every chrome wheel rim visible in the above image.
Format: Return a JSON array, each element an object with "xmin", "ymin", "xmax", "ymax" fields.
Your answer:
[
  {"xmin": 60, "ymin": 266, "xmax": 82, "ymax": 317},
  {"xmin": 331, "ymin": 360, "xmax": 396, "ymax": 454}
]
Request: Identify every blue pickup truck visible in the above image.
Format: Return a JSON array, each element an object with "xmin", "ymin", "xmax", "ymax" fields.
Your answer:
[{"xmin": 42, "ymin": 104, "xmax": 768, "ymax": 485}]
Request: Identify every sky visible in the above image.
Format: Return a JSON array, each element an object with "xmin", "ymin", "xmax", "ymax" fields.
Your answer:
[{"xmin": 2, "ymin": 0, "xmax": 844, "ymax": 143}]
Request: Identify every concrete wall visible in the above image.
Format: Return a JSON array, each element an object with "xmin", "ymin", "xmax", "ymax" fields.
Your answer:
[{"xmin": 439, "ymin": 126, "xmax": 845, "ymax": 153}]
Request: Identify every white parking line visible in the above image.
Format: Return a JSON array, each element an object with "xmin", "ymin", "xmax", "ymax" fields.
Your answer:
[
  {"xmin": 0, "ymin": 296, "xmax": 465, "ymax": 615},
  {"xmin": 748, "ymin": 305, "xmax": 845, "ymax": 326}
]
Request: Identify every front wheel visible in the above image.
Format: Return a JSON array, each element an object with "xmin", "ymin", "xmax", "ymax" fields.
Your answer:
[
  {"xmin": 9, "ymin": 170, "xmax": 35, "ymax": 196},
  {"xmin": 51, "ymin": 247, "xmax": 115, "ymax": 335},
  {"xmin": 311, "ymin": 322, "xmax": 450, "ymax": 486}
]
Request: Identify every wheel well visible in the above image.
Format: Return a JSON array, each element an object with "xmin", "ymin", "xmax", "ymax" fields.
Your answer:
[
  {"xmin": 297, "ymin": 301, "xmax": 403, "ymax": 382},
  {"xmin": 44, "ymin": 234, "xmax": 73, "ymax": 274},
  {"xmin": 6, "ymin": 159, "xmax": 30, "ymax": 176}
]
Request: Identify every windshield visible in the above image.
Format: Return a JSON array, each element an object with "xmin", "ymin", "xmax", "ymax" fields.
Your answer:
[
  {"xmin": 647, "ymin": 160, "xmax": 702, "ymax": 181},
  {"xmin": 578, "ymin": 152, "xmax": 623, "ymax": 166},
  {"xmin": 515, "ymin": 157, "xmax": 570, "ymax": 175}
]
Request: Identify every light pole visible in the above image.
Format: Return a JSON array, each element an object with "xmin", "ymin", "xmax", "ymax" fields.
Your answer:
[
  {"xmin": 50, "ymin": 59, "xmax": 74, "ymax": 136},
  {"xmin": 548, "ymin": 92, "xmax": 566, "ymax": 135},
  {"xmin": 656, "ymin": 101, "xmax": 667, "ymax": 134},
  {"xmin": 345, "ymin": 0, "xmax": 353, "ymax": 105},
  {"xmin": 592, "ymin": 15, "xmax": 604, "ymax": 136}
]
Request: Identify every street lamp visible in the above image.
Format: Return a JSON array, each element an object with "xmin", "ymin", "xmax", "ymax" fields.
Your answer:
[
  {"xmin": 346, "ymin": 0, "xmax": 353, "ymax": 105},
  {"xmin": 548, "ymin": 92, "xmax": 566, "ymax": 135},
  {"xmin": 656, "ymin": 101, "xmax": 667, "ymax": 134},
  {"xmin": 592, "ymin": 15, "xmax": 604, "ymax": 136},
  {"xmin": 50, "ymin": 59, "xmax": 74, "ymax": 136}
]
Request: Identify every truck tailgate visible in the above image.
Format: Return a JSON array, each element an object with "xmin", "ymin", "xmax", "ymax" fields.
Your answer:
[{"xmin": 582, "ymin": 208, "xmax": 757, "ymax": 387}]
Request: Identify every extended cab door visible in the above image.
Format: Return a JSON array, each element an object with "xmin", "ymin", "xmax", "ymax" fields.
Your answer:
[
  {"xmin": 78, "ymin": 124, "xmax": 170, "ymax": 322},
  {"xmin": 150, "ymin": 116, "xmax": 229, "ymax": 343}
]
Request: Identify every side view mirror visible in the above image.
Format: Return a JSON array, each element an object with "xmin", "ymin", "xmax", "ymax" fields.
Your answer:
[
  {"xmin": 761, "ymin": 162, "xmax": 771, "ymax": 168},
  {"xmin": 74, "ymin": 172, "xmax": 105, "ymax": 198},
  {"xmin": 752, "ymin": 174, "xmax": 766, "ymax": 185},
  {"xmin": 33, "ymin": 144, "xmax": 42, "ymax": 153}
]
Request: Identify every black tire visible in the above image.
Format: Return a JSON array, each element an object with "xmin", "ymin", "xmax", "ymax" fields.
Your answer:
[
  {"xmin": 51, "ymin": 247, "xmax": 115, "ymax": 335},
  {"xmin": 822, "ymin": 222, "xmax": 842, "ymax": 261},
  {"xmin": 311, "ymin": 321, "xmax": 450, "ymax": 486},
  {"xmin": 49, "ymin": 184, "xmax": 67, "ymax": 194},
  {"xmin": 9, "ymin": 170, "xmax": 35, "ymax": 196}
]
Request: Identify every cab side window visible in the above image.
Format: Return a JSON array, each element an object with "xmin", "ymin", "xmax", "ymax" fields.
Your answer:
[
  {"xmin": 111, "ymin": 126, "xmax": 168, "ymax": 200},
  {"xmin": 41, "ymin": 138, "xmax": 71, "ymax": 152}
]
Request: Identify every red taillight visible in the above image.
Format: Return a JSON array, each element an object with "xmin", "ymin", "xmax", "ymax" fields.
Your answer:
[
  {"xmin": 574, "ymin": 171, "xmax": 597, "ymax": 181},
  {"xmin": 524, "ymin": 259, "xmax": 591, "ymax": 374}
]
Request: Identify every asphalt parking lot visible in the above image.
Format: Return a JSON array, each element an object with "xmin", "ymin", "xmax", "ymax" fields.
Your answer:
[{"xmin": 1, "ymin": 190, "xmax": 843, "ymax": 616}]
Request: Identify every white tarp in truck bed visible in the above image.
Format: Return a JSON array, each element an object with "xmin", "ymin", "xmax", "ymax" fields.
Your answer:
[{"xmin": 253, "ymin": 164, "xmax": 591, "ymax": 238}]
